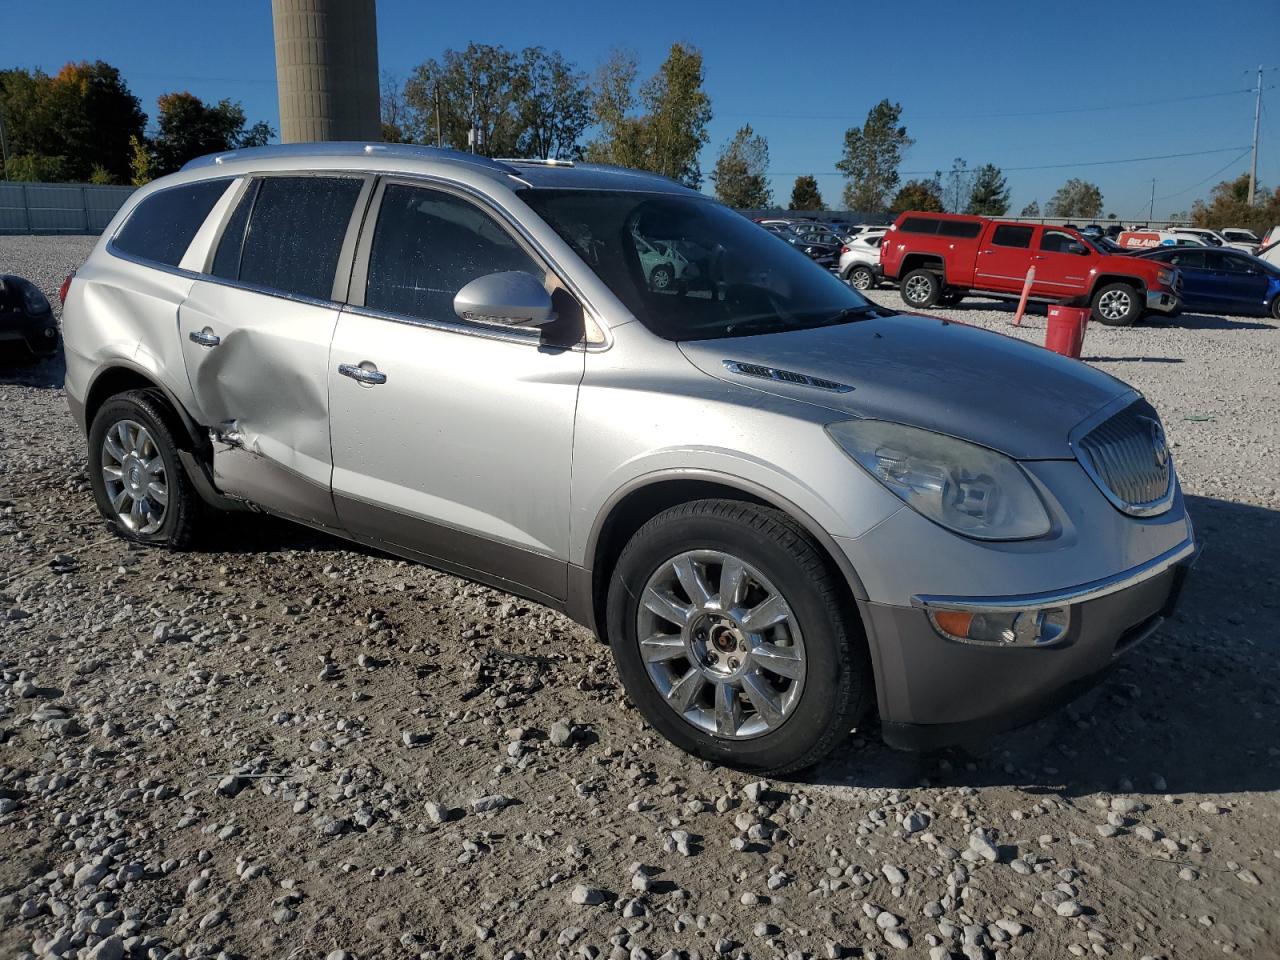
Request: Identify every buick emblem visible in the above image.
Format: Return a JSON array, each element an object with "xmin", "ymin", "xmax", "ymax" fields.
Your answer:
[{"xmin": 1149, "ymin": 419, "xmax": 1169, "ymax": 468}]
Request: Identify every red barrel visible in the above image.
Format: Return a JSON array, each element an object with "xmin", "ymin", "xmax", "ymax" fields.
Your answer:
[{"xmin": 1045, "ymin": 305, "xmax": 1090, "ymax": 358}]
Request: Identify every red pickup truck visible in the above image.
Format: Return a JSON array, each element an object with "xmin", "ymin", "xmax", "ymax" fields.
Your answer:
[{"xmin": 879, "ymin": 212, "xmax": 1181, "ymax": 325}]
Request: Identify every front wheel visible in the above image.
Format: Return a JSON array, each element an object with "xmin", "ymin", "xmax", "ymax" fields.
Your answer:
[
  {"xmin": 900, "ymin": 268, "xmax": 941, "ymax": 308},
  {"xmin": 649, "ymin": 264, "xmax": 675, "ymax": 291},
  {"xmin": 606, "ymin": 500, "xmax": 873, "ymax": 774},
  {"xmin": 847, "ymin": 265, "xmax": 876, "ymax": 290},
  {"xmin": 88, "ymin": 390, "xmax": 204, "ymax": 548},
  {"xmin": 1091, "ymin": 283, "xmax": 1142, "ymax": 326}
]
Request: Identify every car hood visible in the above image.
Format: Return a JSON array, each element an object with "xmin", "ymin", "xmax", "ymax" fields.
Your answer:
[{"xmin": 678, "ymin": 312, "xmax": 1133, "ymax": 460}]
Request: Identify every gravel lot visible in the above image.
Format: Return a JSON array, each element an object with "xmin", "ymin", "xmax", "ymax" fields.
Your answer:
[{"xmin": 2, "ymin": 234, "xmax": 1278, "ymax": 960}]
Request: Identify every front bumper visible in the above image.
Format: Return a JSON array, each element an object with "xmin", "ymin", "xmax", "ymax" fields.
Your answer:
[
  {"xmin": 1145, "ymin": 288, "xmax": 1180, "ymax": 314},
  {"xmin": 862, "ymin": 536, "xmax": 1196, "ymax": 750}
]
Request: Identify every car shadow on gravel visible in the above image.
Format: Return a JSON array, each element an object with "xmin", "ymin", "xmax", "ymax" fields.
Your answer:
[
  {"xmin": 1147, "ymin": 312, "xmax": 1275, "ymax": 331},
  {"xmin": 0, "ymin": 346, "xmax": 64, "ymax": 388},
  {"xmin": 807, "ymin": 493, "xmax": 1280, "ymax": 799}
]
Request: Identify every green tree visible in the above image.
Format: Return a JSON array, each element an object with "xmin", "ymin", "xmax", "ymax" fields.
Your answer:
[
  {"xmin": 0, "ymin": 61, "xmax": 144, "ymax": 182},
  {"xmin": 585, "ymin": 43, "xmax": 713, "ymax": 188},
  {"xmin": 711, "ymin": 124, "xmax": 771, "ymax": 208},
  {"xmin": 380, "ymin": 71, "xmax": 415, "ymax": 143},
  {"xmin": 1190, "ymin": 172, "xmax": 1280, "ymax": 235},
  {"xmin": 1020, "ymin": 200, "xmax": 1040, "ymax": 217},
  {"xmin": 128, "ymin": 134, "xmax": 153, "ymax": 186},
  {"xmin": 966, "ymin": 163, "xmax": 1010, "ymax": 216},
  {"xmin": 147, "ymin": 93, "xmax": 274, "ymax": 175},
  {"xmin": 404, "ymin": 44, "xmax": 522, "ymax": 155},
  {"xmin": 889, "ymin": 176, "xmax": 945, "ymax": 213},
  {"xmin": 1045, "ymin": 178, "xmax": 1103, "ymax": 219},
  {"xmin": 790, "ymin": 174, "xmax": 825, "ymax": 211},
  {"xmin": 515, "ymin": 47, "xmax": 591, "ymax": 159},
  {"xmin": 835, "ymin": 99, "xmax": 913, "ymax": 213}
]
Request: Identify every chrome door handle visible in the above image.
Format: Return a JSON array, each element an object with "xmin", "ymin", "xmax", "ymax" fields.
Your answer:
[
  {"xmin": 338, "ymin": 362, "xmax": 387, "ymax": 386},
  {"xmin": 189, "ymin": 328, "xmax": 220, "ymax": 347}
]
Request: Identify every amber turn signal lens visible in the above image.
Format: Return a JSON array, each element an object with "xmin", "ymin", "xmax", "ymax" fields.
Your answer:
[{"xmin": 932, "ymin": 611, "xmax": 973, "ymax": 638}]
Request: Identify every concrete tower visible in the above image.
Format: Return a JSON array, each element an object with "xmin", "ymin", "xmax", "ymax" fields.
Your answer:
[{"xmin": 271, "ymin": 0, "xmax": 381, "ymax": 143}]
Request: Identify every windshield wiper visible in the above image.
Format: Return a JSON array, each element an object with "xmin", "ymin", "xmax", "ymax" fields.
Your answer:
[{"xmin": 822, "ymin": 304, "xmax": 890, "ymax": 324}]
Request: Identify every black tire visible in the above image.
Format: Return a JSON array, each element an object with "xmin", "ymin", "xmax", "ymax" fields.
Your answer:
[
  {"xmin": 1091, "ymin": 282, "xmax": 1143, "ymax": 326},
  {"xmin": 606, "ymin": 499, "xmax": 873, "ymax": 774},
  {"xmin": 938, "ymin": 290, "xmax": 965, "ymax": 307},
  {"xmin": 847, "ymin": 265, "xmax": 876, "ymax": 291},
  {"xmin": 1271, "ymin": 296, "xmax": 1280, "ymax": 321},
  {"xmin": 88, "ymin": 389, "xmax": 204, "ymax": 549},
  {"xmin": 649, "ymin": 264, "xmax": 675, "ymax": 291},
  {"xmin": 900, "ymin": 268, "xmax": 941, "ymax": 308}
]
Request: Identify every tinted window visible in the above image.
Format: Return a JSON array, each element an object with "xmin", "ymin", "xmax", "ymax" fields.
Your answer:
[
  {"xmin": 1040, "ymin": 230, "xmax": 1081, "ymax": 253},
  {"xmin": 363, "ymin": 184, "xmax": 544, "ymax": 323},
  {"xmin": 230, "ymin": 176, "xmax": 363, "ymax": 301},
  {"xmin": 1211, "ymin": 252, "xmax": 1253, "ymax": 273},
  {"xmin": 113, "ymin": 179, "xmax": 230, "ymax": 267},
  {"xmin": 211, "ymin": 180, "xmax": 258, "ymax": 281},
  {"xmin": 1164, "ymin": 250, "xmax": 1206, "ymax": 269},
  {"xmin": 991, "ymin": 224, "xmax": 1034, "ymax": 248},
  {"xmin": 938, "ymin": 220, "xmax": 982, "ymax": 238},
  {"xmin": 899, "ymin": 217, "xmax": 939, "ymax": 235}
]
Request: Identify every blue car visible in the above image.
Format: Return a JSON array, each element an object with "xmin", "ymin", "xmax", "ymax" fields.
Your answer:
[{"xmin": 1138, "ymin": 247, "xmax": 1280, "ymax": 319}]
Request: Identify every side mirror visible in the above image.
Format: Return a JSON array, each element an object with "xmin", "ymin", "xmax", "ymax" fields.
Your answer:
[{"xmin": 453, "ymin": 271, "xmax": 556, "ymax": 328}]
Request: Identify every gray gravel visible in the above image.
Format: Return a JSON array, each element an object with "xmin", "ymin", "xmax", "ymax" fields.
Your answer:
[{"xmin": 1, "ymin": 235, "xmax": 1278, "ymax": 959}]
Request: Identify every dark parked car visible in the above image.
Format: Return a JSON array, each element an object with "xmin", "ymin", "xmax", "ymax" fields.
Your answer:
[
  {"xmin": 759, "ymin": 222, "xmax": 838, "ymax": 269},
  {"xmin": 1136, "ymin": 247, "xmax": 1280, "ymax": 318},
  {"xmin": 0, "ymin": 274, "xmax": 59, "ymax": 360}
]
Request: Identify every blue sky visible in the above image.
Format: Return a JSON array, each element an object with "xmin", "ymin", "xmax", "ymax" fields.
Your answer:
[{"xmin": 3, "ymin": 0, "xmax": 1278, "ymax": 217}]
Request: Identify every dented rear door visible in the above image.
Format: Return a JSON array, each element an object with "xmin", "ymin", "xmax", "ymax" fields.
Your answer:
[{"xmin": 176, "ymin": 173, "xmax": 373, "ymax": 528}]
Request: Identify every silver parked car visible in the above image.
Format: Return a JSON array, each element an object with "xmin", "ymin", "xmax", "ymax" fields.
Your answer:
[{"xmin": 63, "ymin": 143, "xmax": 1197, "ymax": 773}]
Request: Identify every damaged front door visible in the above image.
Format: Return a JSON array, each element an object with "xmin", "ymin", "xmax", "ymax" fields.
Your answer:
[{"xmin": 176, "ymin": 173, "xmax": 371, "ymax": 528}]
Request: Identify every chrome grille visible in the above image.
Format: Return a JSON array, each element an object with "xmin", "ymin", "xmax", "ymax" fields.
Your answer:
[{"xmin": 1075, "ymin": 398, "xmax": 1174, "ymax": 516}]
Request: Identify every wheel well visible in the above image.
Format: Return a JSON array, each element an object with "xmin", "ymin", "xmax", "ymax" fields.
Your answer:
[
  {"xmin": 85, "ymin": 367, "xmax": 204, "ymax": 454},
  {"xmin": 1093, "ymin": 274, "xmax": 1146, "ymax": 296},
  {"xmin": 900, "ymin": 255, "xmax": 945, "ymax": 279},
  {"xmin": 589, "ymin": 479, "xmax": 864, "ymax": 648}
]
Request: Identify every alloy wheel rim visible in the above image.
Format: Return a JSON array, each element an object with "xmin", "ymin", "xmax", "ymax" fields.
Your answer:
[
  {"xmin": 852, "ymin": 270, "xmax": 872, "ymax": 290},
  {"xmin": 904, "ymin": 275, "xmax": 931, "ymax": 302},
  {"xmin": 100, "ymin": 419, "xmax": 168, "ymax": 534},
  {"xmin": 636, "ymin": 549, "xmax": 806, "ymax": 739},
  {"xmin": 1098, "ymin": 289, "xmax": 1130, "ymax": 320},
  {"xmin": 652, "ymin": 268, "xmax": 671, "ymax": 289}
]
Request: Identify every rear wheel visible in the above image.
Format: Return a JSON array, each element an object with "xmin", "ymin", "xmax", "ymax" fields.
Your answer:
[
  {"xmin": 606, "ymin": 500, "xmax": 873, "ymax": 774},
  {"xmin": 1271, "ymin": 296, "xmax": 1280, "ymax": 321},
  {"xmin": 938, "ymin": 289, "xmax": 965, "ymax": 306},
  {"xmin": 901, "ymin": 268, "xmax": 941, "ymax": 308},
  {"xmin": 1091, "ymin": 283, "xmax": 1142, "ymax": 326},
  {"xmin": 847, "ymin": 265, "xmax": 876, "ymax": 290},
  {"xmin": 649, "ymin": 264, "xmax": 675, "ymax": 291},
  {"xmin": 88, "ymin": 390, "xmax": 203, "ymax": 548}
]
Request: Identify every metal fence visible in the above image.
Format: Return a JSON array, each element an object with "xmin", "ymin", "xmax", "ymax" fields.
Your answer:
[{"xmin": 0, "ymin": 181, "xmax": 135, "ymax": 235}]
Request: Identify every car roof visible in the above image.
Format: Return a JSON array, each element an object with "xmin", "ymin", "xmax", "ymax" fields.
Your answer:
[{"xmin": 180, "ymin": 141, "xmax": 700, "ymax": 196}]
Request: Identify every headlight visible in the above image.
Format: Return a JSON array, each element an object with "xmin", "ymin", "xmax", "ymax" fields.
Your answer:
[
  {"xmin": 826, "ymin": 420, "xmax": 1051, "ymax": 540},
  {"xmin": 1156, "ymin": 268, "xmax": 1174, "ymax": 287}
]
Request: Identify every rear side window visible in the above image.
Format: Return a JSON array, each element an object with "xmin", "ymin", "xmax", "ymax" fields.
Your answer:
[
  {"xmin": 362, "ymin": 183, "xmax": 544, "ymax": 323},
  {"xmin": 991, "ymin": 224, "xmax": 1034, "ymax": 248},
  {"xmin": 938, "ymin": 220, "xmax": 982, "ymax": 238},
  {"xmin": 1165, "ymin": 250, "xmax": 1206, "ymax": 269},
  {"xmin": 214, "ymin": 176, "xmax": 363, "ymax": 301},
  {"xmin": 899, "ymin": 217, "xmax": 939, "ymax": 235},
  {"xmin": 112, "ymin": 179, "xmax": 230, "ymax": 267}
]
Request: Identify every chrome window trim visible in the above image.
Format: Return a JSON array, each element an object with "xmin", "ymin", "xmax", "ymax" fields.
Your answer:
[
  {"xmin": 1068, "ymin": 390, "xmax": 1177, "ymax": 518},
  {"xmin": 342, "ymin": 303, "xmax": 548, "ymax": 349},
  {"xmin": 911, "ymin": 534, "xmax": 1197, "ymax": 613},
  {"xmin": 348, "ymin": 172, "xmax": 611, "ymax": 351}
]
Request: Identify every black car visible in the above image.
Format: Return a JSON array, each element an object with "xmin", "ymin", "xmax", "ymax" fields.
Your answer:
[
  {"xmin": 0, "ymin": 274, "xmax": 59, "ymax": 360},
  {"xmin": 1137, "ymin": 247, "xmax": 1280, "ymax": 318},
  {"xmin": 760, "ymin": 222, "xmax": 839, "ymax": 269}
]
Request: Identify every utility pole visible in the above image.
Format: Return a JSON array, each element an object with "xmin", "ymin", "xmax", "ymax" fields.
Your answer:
[
  {"xmin": 1249, "ymin": 64, "xmax": 1263, "ymax": 206},
  {"xmin": 434, "ymin": 79, "xmax": 442, "ymax": 148},
  {"xmin": 0, "ymin": 105, "xmax": 10, "ymax": 181},
  {"xmin": 1149, "ymin": 178, "xmax": 1156, "ymax": 223}
]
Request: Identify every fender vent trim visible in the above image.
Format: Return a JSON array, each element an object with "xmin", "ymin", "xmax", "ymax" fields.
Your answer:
[{"xmin": 723, "ymin": 360, "xmax": 854, "ymax": 393}]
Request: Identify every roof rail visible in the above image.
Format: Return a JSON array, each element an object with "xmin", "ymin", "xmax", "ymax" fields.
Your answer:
[
  {"xmin": 181, "ymin": 141, "xmax": 522, "ymax": 176},
  {"xmin": 495, "ymin": 157, "xmax": 575, "ymax": 167}
]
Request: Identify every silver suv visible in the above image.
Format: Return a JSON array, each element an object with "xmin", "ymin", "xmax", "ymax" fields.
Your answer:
[{"xmin": 63, "ymin": 143, "xmax": 1196, "ymax": 773}]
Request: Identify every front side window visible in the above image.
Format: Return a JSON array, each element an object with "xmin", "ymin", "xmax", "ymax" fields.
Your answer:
[
  {"xmin": 212, "ymin": 175, "xmax": 363, "ymax": 301},
  {"xmin": 1040, "ymin": 230, "xmax": 1081, "ymax": 254},
  {"xmin": 1164, "ymin": 250, "xmax": 1206, "ymax": 269},
  {"xmin": 522, "ymin": 188, "xmax": 878, "ymax": 341},
  {"xmin": 362, "ymin": 183, "xmax": 544, "ymax": 324},
  {"xmin": 113, "ymin": 179, "xmax": 231, "ymax": 267},
  {"xmin": 991, "ymin": 224, "xmax": 1034, "ymax": 248}
]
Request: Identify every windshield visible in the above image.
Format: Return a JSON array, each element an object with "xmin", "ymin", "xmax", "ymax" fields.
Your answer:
[{"xmin": 521, "ymin": 188, "xmax": 879, "ymax": 341}]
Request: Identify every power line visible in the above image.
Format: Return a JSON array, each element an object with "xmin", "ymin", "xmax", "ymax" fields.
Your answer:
[
  {"xmin": 771, "ymin": 146, "xmax": 1251, "ymax": 178},
  {"xmin": 1151, "ymin": 148, "xmax": 1253, "ymax": 203},
  {"xmin": 725, "ymin": 88, "xmax": 1253, "ymax": 123}
]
